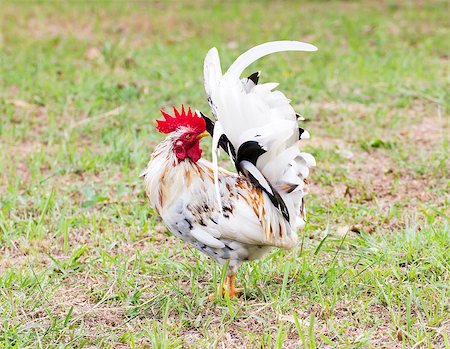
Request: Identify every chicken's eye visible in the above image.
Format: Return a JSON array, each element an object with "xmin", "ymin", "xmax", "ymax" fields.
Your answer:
[{"xmin": 185, "ymin": 134, "xmax": 192, "ymax": 140}]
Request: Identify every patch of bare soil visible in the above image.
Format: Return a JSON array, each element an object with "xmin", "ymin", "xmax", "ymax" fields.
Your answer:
[
  {"xmin": 5, "ymin": 3, "xmax": 195, "ymax": 48},
  {"xmin": 179, "ymin": 300, "xmax": 422, "ymax": 348},
  {"xmin": 1, "ymin": 100, "xmax": 51, "ymax": 188},
  {"xmin": 22, "ymin": 14, "xmax": 94, "ymax": 42},
  {"xmin": 349, "ymin": 152, "xmax": 436, "ymax": 205},
  {"xmin": 308, "ymin": 106, "xmax": 448, "ymax": 232},
  {"xmin": 11, "ymin": 278, "xmax": 127, "ymax": 340},
  {"xmin": 0, "ymin": 248, "xmax": 28, "ymax": 275},
  {"xmin": 401, "ymin": 105, "xmax": 448, "ymax": 147},
  {"xmin": 6, "ymin": 98, "xmax": 48, "ymax": 128}
]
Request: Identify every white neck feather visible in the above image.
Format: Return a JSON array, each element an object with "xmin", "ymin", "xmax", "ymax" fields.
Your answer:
[{"xmin": 141, "ymin": 130, "xmax": 195, "ymax": 213}]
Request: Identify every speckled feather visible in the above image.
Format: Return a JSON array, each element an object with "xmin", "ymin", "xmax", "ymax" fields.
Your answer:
[
  {"xmin": 204, "ymin": 41, "xmax": 317, "ymax": 231},
  {"xmin": 142, "ymin": 41, "xmax": 317, "ymax": 277},
  {"xmin": 141, "ymin": 129, "xmax": 300, "ymax": 275}
]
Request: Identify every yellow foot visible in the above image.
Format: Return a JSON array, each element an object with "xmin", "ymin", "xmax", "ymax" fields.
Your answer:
[{"xmin": 208, "ymin": 274, "xmax": 242, "ymax": 300}]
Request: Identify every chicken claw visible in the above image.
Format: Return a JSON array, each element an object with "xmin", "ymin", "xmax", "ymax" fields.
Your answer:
[{"xmin": 208, "ymin": 274, "xmax": 242, "ymax": 300}]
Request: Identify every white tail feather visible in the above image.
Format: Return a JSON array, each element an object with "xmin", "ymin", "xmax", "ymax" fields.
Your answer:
[
  {"xmin": 211, "ymin": 121, "xmax": 225, "ymax": 213},
  {"xmin": 205, "ymin": 41, "xmax": 317, "ymax": 227},
  {"xmin": 204, "ymin": 47, "xmax": 222, "ymax": 102},
  {"xmin": 226, "ymin": 41, "xmax": 317, "ymax": 78}
]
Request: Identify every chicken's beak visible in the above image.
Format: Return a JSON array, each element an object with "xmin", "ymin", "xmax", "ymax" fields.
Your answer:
[{"xmin": 197, "ymin": 131, "xmax": 209, "ymax": 140}]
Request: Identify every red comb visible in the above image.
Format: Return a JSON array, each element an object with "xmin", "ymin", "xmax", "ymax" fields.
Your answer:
[{"xmin": 156, "ymin": 105, "xmax": 206, "ymax": 134}]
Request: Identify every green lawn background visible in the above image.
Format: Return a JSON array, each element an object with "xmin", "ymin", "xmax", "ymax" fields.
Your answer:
[{"xmin": 0, "ymin": 1, "xmax": 448, "ymax": 348}]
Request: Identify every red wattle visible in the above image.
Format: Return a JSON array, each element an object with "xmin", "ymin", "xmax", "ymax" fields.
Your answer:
[{"xmin": 186, "ymin": 142, "xmax": 202, "ymax": 163}]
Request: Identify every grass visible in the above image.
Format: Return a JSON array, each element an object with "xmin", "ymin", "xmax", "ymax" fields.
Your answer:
[{"xmin": 0, "ymin": 0, "xmax": 449, "ymax": 348}]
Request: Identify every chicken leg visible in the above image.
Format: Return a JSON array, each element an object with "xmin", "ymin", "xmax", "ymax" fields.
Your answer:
[{"xmin": 208, "ymin": 274, "xmax": 242, "ymax": 299}]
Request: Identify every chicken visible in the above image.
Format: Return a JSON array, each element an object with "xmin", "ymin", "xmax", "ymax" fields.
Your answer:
[{"xmin": 141, "ymin": 41, "xmax": 317, "ymax": 298}]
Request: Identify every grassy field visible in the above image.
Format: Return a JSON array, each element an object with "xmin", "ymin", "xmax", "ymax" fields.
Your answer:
[{"xmin": 0, "ymin": 1, "xmax": 449, "ymax": 348}]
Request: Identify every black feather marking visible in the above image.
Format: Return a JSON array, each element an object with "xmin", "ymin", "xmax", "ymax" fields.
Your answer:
[
  {"xmin": 223, "ymin": 206, "xmax": 233, "ymax": 214},
  {"xmin": 267, "ymin": 184, "xmax": 290, "ymax": 221},
  {"xmin": 200, "ymin": 112, "xmax": 236, "ymax": 161},
  {"xmin": 220, "ymin": 134, "xmax": 236, "ymax": 161},
  {"xmin": 200, "ymin": 112, "xmax": 214, "ymax": 135},
  {"xmin": 224, "ymin": 243, "xmax": 235, "ymax": 251},
  {"xmin": 236, "ymin": 141, "xmax": 266, "ymax": 172},
  {"xmin": 235, "ymin": 141, "xmax": 290, "ymax": 220},
  {"xmin": 270, "ymin": 192, "xmax": 290, "ymax": 221},
  {"xmin": 247, "ymin": 71, "xmax": 260, "ymax": 85},
  {"xmin": 295, "ymin": 113, "xmax": 302, "ymax": 120},
  {"xmin": 244, "ymin": 168, "xmax": 290, "ymax": 222},
  {"xmin": 285, "ymin": 183, "xmax": 297, "ymax": 194},
  {"xmin": 200, "ymin": 114, "xmax": 290, "ymax": 221},
  {"xmin": 184, "ymin": 218, "xmax": 193, "ymax": 230},
  {"xmin": 298, "ymin": 127, "xmax": 305, "ymax": 140}
]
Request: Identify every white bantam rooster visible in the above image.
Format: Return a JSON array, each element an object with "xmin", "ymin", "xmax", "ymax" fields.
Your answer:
[{"xmin": 142, "ymin": 41, "xmax": 317, "ymax": 298}]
